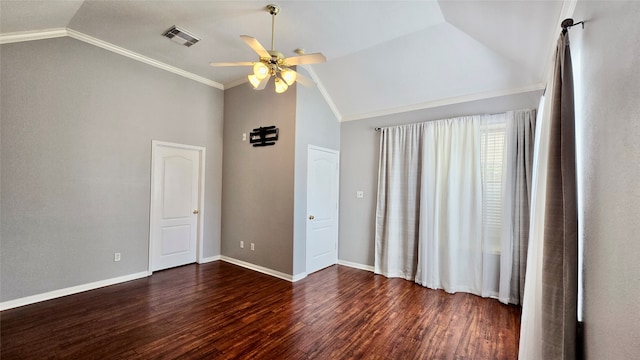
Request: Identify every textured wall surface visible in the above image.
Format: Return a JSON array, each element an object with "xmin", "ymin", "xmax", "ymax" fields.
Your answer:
[
  {"xmin": 0, "ymin": 37, "xmax": 224, "ymax": 302},
  {"xmin": 572, "ymin": 1, "xmax": 640, "ymax": 358}
]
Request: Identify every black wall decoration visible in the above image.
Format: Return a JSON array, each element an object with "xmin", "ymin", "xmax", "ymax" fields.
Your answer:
[{"xmin": 249, "ymin": 126, "xmax": 279, "ymax": 147}]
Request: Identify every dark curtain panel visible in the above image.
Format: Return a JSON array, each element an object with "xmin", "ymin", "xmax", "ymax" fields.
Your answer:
[
  {"xmin": 509, "ymin": 109, "xmax": 536, "ymax": 304},
  {"xmin": 541, "ymin": 31, "xmax": 578, "ymax": 359}
]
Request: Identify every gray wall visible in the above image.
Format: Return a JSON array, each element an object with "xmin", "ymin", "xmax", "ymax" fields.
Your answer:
[
  {"xmin": 293, "ymin": 81, "xmax": 340, "ymax": 276},
  {"xmin": 221, "ymin": 82, "xmax": 296, "ymax": 274},
  {"xmin": 338, "ymin": 91, "xmax": 541, "ymax": 266},
  {"xmin": 221, "ymin": 75, "xmax": 339, "ymax": 277},
  {"xmin": 572, "ymin": 1, "xmax": 640, "ymax": 358},
  {"xmin": 0, "ymin": 37, "xmax": 224, "ymax": 302}
]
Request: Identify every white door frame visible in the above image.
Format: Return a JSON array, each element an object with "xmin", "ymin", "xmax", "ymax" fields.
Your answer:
[
  {"xmin": 148, "ymin": 140, "xmax": 206, "ymax": 274},
  {"xmin": 306, "ymin": 145, "xmax": 340, "ymax": 274}
]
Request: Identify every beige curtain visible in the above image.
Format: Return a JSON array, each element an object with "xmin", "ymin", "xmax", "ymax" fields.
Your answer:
[
  {"xmin": 504, "ymin": 110, "xmax": 536, "ymax": 305},
  {"xmin": 375, "ymin": 112, "xmax": 536, "ymax": 303},
  {"xmin": 541, "ymin": 31, "xmax": 578, "ymax": 359},
  {"xmin": 374, "ymin": 123, "xmax": 424, "ymax": 280},
  {"xmin": 519, "ymin": 31, "xmax": 578, "ymax": 359}
]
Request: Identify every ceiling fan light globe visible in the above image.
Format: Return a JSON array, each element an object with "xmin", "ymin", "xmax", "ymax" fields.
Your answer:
[
  {"xmin": 274, "ymin": 77, "xmax": 288, "ymax": 93},
  {"xmin": 253, "ymin": 62, "xmax": 269, "ymax": 80},
  {"xmin": 248, "ymin": 74, "xmax": 261, "ymax": 89},
  {"xmin": 281, "ymin": 68, "xmax": 297, "ymax": 86}
]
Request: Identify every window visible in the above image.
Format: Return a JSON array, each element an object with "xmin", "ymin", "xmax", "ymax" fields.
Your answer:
[{"xmin": 480, "ymin": 119, "xmax": 506, "ymax": 253}]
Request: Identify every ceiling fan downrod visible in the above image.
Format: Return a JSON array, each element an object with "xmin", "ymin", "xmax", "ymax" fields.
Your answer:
[{"xmin": 267, "ymin": 4, "xmax": 280, "ymax": 52}]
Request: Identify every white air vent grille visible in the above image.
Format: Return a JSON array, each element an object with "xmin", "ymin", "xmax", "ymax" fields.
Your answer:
[{"xmin": 162, "ymin": 25, "xmax": 200, "ymax": 47}]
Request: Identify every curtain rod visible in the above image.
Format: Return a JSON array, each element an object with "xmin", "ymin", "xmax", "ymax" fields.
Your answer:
[
  {"xmin": 373, "ymin": 111, "xmax": 515, "ymax": 132},
  {"xmin": 372, "ymin": 23, "xmax": 584, "ymax": 133},
  {"xmin": 561, "ymin": 18, "xmax": 585, "ymax": 33}
]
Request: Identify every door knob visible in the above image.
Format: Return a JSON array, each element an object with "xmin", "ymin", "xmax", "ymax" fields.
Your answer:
[
  {"xmin": 193, "ymin": 210, "xmax": 199, "ymax": 214},
  {"xmin": 309, "ymin": 215, "xmax": 315, "ymax": 220}
]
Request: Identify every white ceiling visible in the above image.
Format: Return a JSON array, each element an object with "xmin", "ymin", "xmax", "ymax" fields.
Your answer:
[{"xmin": 0, "ymin": 0, "xmax": 567, "ymax": 121}]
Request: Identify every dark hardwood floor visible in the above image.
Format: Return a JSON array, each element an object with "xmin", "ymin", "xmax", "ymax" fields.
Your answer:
[{"xmin": 1, "ymin": 262, "xmax": 521, "ymax": 359}]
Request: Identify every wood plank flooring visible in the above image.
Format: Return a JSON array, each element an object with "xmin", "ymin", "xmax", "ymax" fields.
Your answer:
[{"xmin": 1, "ymin": 262, "xmax": 521, "ymax": 359}]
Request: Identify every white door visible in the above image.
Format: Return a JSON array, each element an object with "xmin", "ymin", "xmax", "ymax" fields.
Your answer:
[
  {"xmin": 306, "ymin": 146, "xmax": 339, "ymax": 274},
  {"xmin": 150, "ymin": 141, "xmax": 205, "ymax": 272}
]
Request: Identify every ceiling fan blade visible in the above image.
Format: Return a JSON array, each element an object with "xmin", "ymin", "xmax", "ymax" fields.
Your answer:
[
  {"xmin": 209, "ymin": 61, "xmax": 254, "ymax": 67},
  {"xmin": 284, "ymin": 53, "xmax": 326, "ymax": 66},
  {"xmin": 293, "ymin": 71, "xmax": 316, "ymax": 87},
  {"xmin": 240, "ymin": 35, "xmax": 270, "ymax": 58}
]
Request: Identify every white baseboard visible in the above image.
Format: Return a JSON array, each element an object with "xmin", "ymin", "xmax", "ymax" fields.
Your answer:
[
  {"xmin": 0, "ymin": 271, "xmax": 151, "ymax": 311},
  {"xmin": 338, "ymin": 259, "xmax": 375, "ymax": 272},
  {"xmin": 1, "ymin": 257, "xmax": 339, "ymax": 311},
  {"xmin": 219, "ymin": 256, "xmax": 304, "ymax": 282},
  {"xmin": 199, "ymin": 255, "xmax": 221, "ymax": 264},
  {"xmin": 291, "ymin": 272, "xmax": 307, "ymax": 282}
]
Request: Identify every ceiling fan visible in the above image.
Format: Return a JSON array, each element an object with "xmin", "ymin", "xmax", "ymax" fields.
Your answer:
[{"xmin": 210, "ymin": 4, "xmax": 326, "ymax": 93}]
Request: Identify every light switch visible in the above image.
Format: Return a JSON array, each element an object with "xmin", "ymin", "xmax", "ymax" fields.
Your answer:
[
  {"xmin": 242, "ymin": 133, "xmax": 247, "ymax": 141},
  {"xmin": 356, "ymin": 191, "xmax": 364, "ymax": 198}
]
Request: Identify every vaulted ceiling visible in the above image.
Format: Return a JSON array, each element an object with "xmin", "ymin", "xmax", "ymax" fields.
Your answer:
[{"xmin": 0, "ymin": 1, "xmax": 568, "ymax": 121}]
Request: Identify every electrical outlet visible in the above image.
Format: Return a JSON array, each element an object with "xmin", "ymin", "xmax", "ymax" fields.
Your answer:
[
  {"xmin": 240, "ymin": 241, "xmax": 244, "ymax": 248},
  {"xmin": 114, "ymin": 253, "xmax": 121, "ymax": 262},
  {"xmin": 250, "ymin": 243, "xmax": 255, "ymax": 251}
]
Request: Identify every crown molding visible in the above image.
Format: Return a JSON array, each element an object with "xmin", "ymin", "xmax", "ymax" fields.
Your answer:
[
  {"xmin": 0, "ymin": 28, "xmax": 338, "ymax": 114},
  {"xmin": 66, "ymin": 29, "xmax": 223, "ymax": 89},
  {"xmin": 1, "ymin": 29, "xmax": 547, "ymax": 123},
  {"xmin": 298, "ymin": 64, "xmax": 343, "ymax": 122},
  {"xmin": 0, "ymin": 28, "xmax": 68, "ymax": 44},
  {"xmin": 1, "ymin": 28, "xmax": 224, "ymax": 90},
  {"xmin": 224, "ymin": 77, "xmax": 250, "ymax": 90},
  {"xmin": 341, "ymin": 83, "xmax": 546, "ymax": 123}
]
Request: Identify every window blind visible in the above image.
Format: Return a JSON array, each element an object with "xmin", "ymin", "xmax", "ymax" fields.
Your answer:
[{"xmin": 481, "ymin": 120, "xmax": 506, "ymax": 253}]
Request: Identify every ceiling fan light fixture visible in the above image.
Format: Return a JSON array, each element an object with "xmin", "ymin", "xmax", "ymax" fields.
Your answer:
[
  {"xmin": 248, "ymin": 74, "xmax": 261, "ymax": 89},
  {"xmin": 274, "ymin": 77, "xmax": 288, "ymax": 93},
  {"xmin": 281, "ymin": 68, "xmax": 297, "ymax": 86},
  {"xmin": 210, "ymin": 4, "xmax": 324, "ymax": 93},
  {"xmin": 253, "ymin": 62, "xmax": 269, "ymax": 80},
  {"xmin": 248, "ymin": 74, "xmax": 271, "ymax": 90}
]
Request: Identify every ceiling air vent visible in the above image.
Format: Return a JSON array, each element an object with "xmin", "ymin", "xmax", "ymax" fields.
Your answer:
[{"xmin": 162, "ymin": 25, "xmax": 200, "ymax": 47}]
